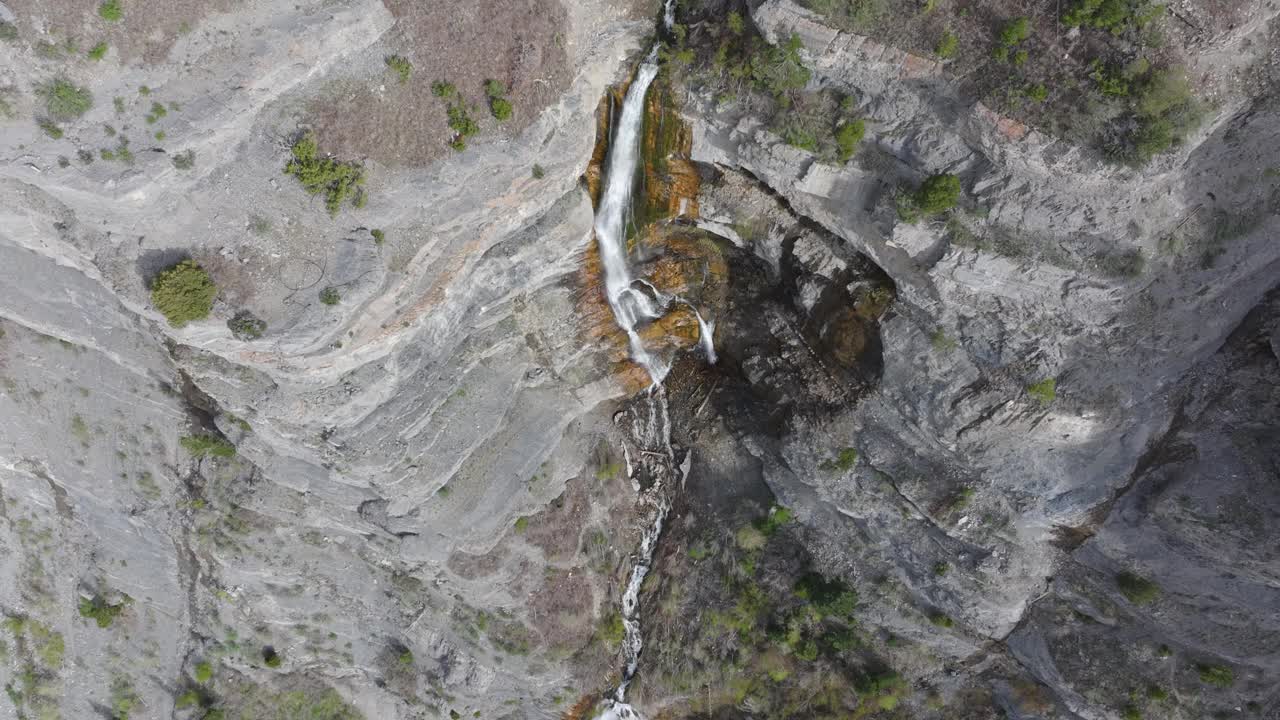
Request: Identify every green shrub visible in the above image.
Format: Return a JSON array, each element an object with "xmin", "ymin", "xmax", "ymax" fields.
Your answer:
[
  {"xmin": 431, "ymin": 81, "xmax": 456, "ymax": 98},
  {"xmin": 385, "ymin": 55, "xmax": 412, "ymax": 84},
  {"xmin": 782, "ymin": 126, "xmax": 818, "ymax": 151},
  {"xmin": 398, "ymin": 649, "xmax": 413, "ymax": 665},
  {"xmin": 145, "ymin": 101, "xmax": 167, "ymax": 124},
  {"xmin": 78, "ymin": 595, "xmax": 128, "ymax": 628},
  {"xmin": 151, "ymin": 260, "xmax": 216, "ymax": 326},
  {"xmin": 998, "ymin": 17, "xmax": 1031, "ymax": 47},
  {"xmin": 194, "ymin": 661, "xmax": 213, "ymax": 683},
  {"xmin": 38, "ymin": 119, "xmax": 64, "ymax": 139},
  {"xmin": 176, "ymin": 689, "xmax": 200, "ymax": 708},
  {"xmin": 1121, "ymin": 704, "xmax": 1141, "ymax": 720},
  {"xmin": 262, "ymin": 647, "xmax": 282, "ymax": 668},
  {"xmin": 283, "ymin": 132, "xmax": 367, "ymax": 215},
  {"xmin": 751, "ymin": 34, "xmax": 810, "ymax": 100},
  {"xmin": 227, "ymin": 310, "xmax": 266, "ymax": 340},
  {"xmin": 1116, "ymin": 568, "xmax": 1167, "ymax": 602},
  {"xmin": 370, "ymin": 228, "xmax": 385, "ymax": 244},
  {"xmin": 180, "ymin": 435, "xmax": 236, "ymax": 458},
  {"xmin": 935, "ymin": 30, "xmax": 957, "ymax": 58},
  {"xmin": 930, "ymin": 613, "xmax": 953, "ymax": 628},
  {"xmin": 834, "ymin": 119, "xmax": 865, "ymax": 161},
  {"xmin": 319, "ymin": 287, "xmax": 341, "ymax": 305},
  {"xmin": 0, "ymin": 21, "xmax": 17, "ymax": 41},
  {"xmin": 914, "ymin": 173, "xmax": 961, "ymax": 215},
  {"xmin": 88, "ymin": 42, "xmax": 108, "ymax": 60},
  {"xmin": 447, "ymin": 104, "xmax": 480, "ymax": 147},
  {"xmin": 513, "ymin": 516, "xmax": 528, "ymax": 533},
  {"xmin": 754, "ymin": 505, "xmax": 793, "ymax": 536},
  {"xmin": 99, "ymin": 0, "xmax": 122, "ymax": 21},
  {"xmin": 40, "ymin": 79, "xmax": 93, "ymax": 119},
  {"xmin": 822, "ymin": 446, "xmax": 858, "ymax": 471},
  {"xmin": 1197, "ymin": 664, "xmax": 1233, "ymax": 687},
  {"xmin": 484, "ymin": 79, "xmax": 507, "ymax": 99},
  {"xmin": 1025, "ymin": 83, "xmax": 1049, "ymax": 102},
  {"xmin": 490, "ymin": 97, "xmax": 513, "ymax": 121},
  {"xmin": 1027, "ymin": 378, "xmax": 1056, "ymax": 404},
  {"xmin": 933, "ymin": 561, "xmax": 949, "ymax": 576},
  {"xmin": 599, "ymin": 612, "xmax": 625, "ymax": 649},
  {"xmin": 794, "ymin": 573, "xmax": 858, "ymax": 618},
  {"xmin": 531, "ymin": 164, "xmax": 546, "ymax": 179},
  {"xmin": 727, "ymin": 11, "xmax": 745, "ymax": 34}
]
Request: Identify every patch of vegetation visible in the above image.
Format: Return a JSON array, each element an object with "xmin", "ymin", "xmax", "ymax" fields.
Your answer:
[
  {"xmin": 599, "ymin": 611, "xmax": 625, "ymax": 650},
  {"xmin": 78, "ymin": 594, "xmax": 129, "ymax": 628},
  {"xmin": 283, "ymin": 132, "xmax": 367, "ymax": 215},
  {"xmin": 754, "ymin": 505, "xmax": 793, "ymax": 537},
  {"xmin": 37, "ymin": 119, "xmax": 64, "ymax": 139},
  {"xmin": 913, "ymin": 173, "xmax": 962, "ymax": 215},
  {"xmin": 935, "ymin": 29, "xmax": 957, "ymax": 58},
  {"xmin": 993, "ymin": 17, "xmax": 1031, "ymax": 63},
  {"xmin": 370, "ymin": 228, "xmax": 384, "ymax": 245},
  {"xmin": 194, "ymin": 661, "xmax": 213, "ymax": 683},
  {"xmin": 446, "ymin": 104, "xmax": 480, "ymax": 150},
  {"xmin": 179, "ymin": 434, "xmax": 236, "ymax": 458},
  {"xmin": 171, "ymin": 149, "xmax": 196, "ymax": 170},
  {"xmin": 384, "ymin": 55, "xmax": 412, "ymax": 84},
  {"xmin": 99, "ymin": 0, "xmax": 123, "ymax": 22},
  {"xmin": 151, "ymin": 260, "xmax": 216, "ymax": 326},
  {"xmin": 88, "ymin": 42, "xmax": 108, "ymax": 60},
  {"xmin": 40, "ymin": 79, "xmax": 93, "ymax": 120},
  {"xmin": 0, "ymin": 21, "xmax": 17, "ymax": 42},
  {"xmin": 227, "ymin": 310, "xmax": 266, "ymax": 340},
  {"xmin": 531, "ymin": 164, "xmax": 545, "ymax": 180},
  {"xmin": 1027, "ymin": 378, "xmax": 1057, "ymax": 404},
  {"xmin": 929, "ymin": 613, "xmax": 954, "ymax": 628},
  {"xmin": 1196, "ymin": 663, "xmax": 1233, "ymax": 687},
  {"xmin": 513, "ymin": 516, "xmax": 528, "ymax": 533},
  {"xmin": 821, "ymin": 447, "xmax": 858, "ymax": 472},
  {"xmin": 145, "ymin": 101, "xmax": 167, "ymax": 124},
  {"xmin": 834, "ymin": 118, "xmax": 864, "ymax": 162},
  {"xmin": 931, "ymin": 329, "xmax": 957, "ymax": 352},
  {"xmin": 794, "ymin": 573, "xmax": 858, "ymax": 620},
  {"xmin": 484, "ymin": 79, "xmax": 512, "ymax": 121},
  {"xmin": 431, "ymin": 81, "xmax": 457, "ymax": 98},
  {"xmin": 262, "ymin": 646, "xmax": 282, "ymax": 668},
  {"xmin": 319, "ymin": 287, "xmax": 341, "ymax": 305}
]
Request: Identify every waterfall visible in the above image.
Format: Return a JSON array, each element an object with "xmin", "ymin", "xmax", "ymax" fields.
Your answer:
[
  {"xmin": 593, "ymin": 58, "xmax": 669, "ymax": 385},
  {"xmin": 590, "ymin": 2, "xmax": 709, "ymax": 717}
]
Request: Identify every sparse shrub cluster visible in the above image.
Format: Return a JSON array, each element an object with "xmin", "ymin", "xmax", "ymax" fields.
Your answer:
[
  {"xmin": 40, "ymin": 78, "xmax": 93, "ymax": 120},
  {"xmin": 446, "ymin": 103, "xmax": 479, "ymax": 151},
  {"xmin": 1095, "ymin": 61, "xmax": 1202, "ymax": 165},
  {"xmin": 319, "ymin": 286, "xmax": 341, "ymax": 305},
  {"xmin": 151, "ymin": 260, "xmax": 217, "ymax": 327},
  {"xmin": 1064, "ymin": 0, "xmax": 1164, "ymax": 33},
  {"xmin": 283, "ymin": 131, "xmax": 367, "ymax": 215},
  {"xmin": 88, "ymin": 42, "xmax": 108, "ymax": 61},
  {"xmin": 78, "ymin": 594, "xmax": 129, "ymax": 628},
  {"xmin": 180, "ymin": 434, "xmax": 236, "ymax": 458},
  {"xmin": 384, "ymin": 55, "xmax": 412, "ymax": 84},
  {"xmin": 484, "ymin": 79, "xmax": 512, "ymax": 121},
  {"xmin": 992, "ymin": 17, "xmax": 1031, "ymax": 64}
]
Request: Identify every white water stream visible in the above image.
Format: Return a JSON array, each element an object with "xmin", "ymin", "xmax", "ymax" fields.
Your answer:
[{"xmin": 591, "ymin": 2, "xmax": 714, "ymax": 717}]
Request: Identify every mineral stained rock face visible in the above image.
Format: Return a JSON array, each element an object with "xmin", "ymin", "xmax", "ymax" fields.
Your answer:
[{"xmin": 0, "ymin": 0, "xmax": 1277, "ymax": 718}]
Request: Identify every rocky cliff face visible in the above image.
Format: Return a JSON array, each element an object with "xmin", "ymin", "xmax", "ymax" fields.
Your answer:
[{"xmin": 0, "ymin": 0, "xmax": 1277, "ymax": 718}]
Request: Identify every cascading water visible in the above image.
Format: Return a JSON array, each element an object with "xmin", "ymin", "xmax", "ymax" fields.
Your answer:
[{"xmin": 591, "ymin": 2, "xmax": 715, "ymax": 718}]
